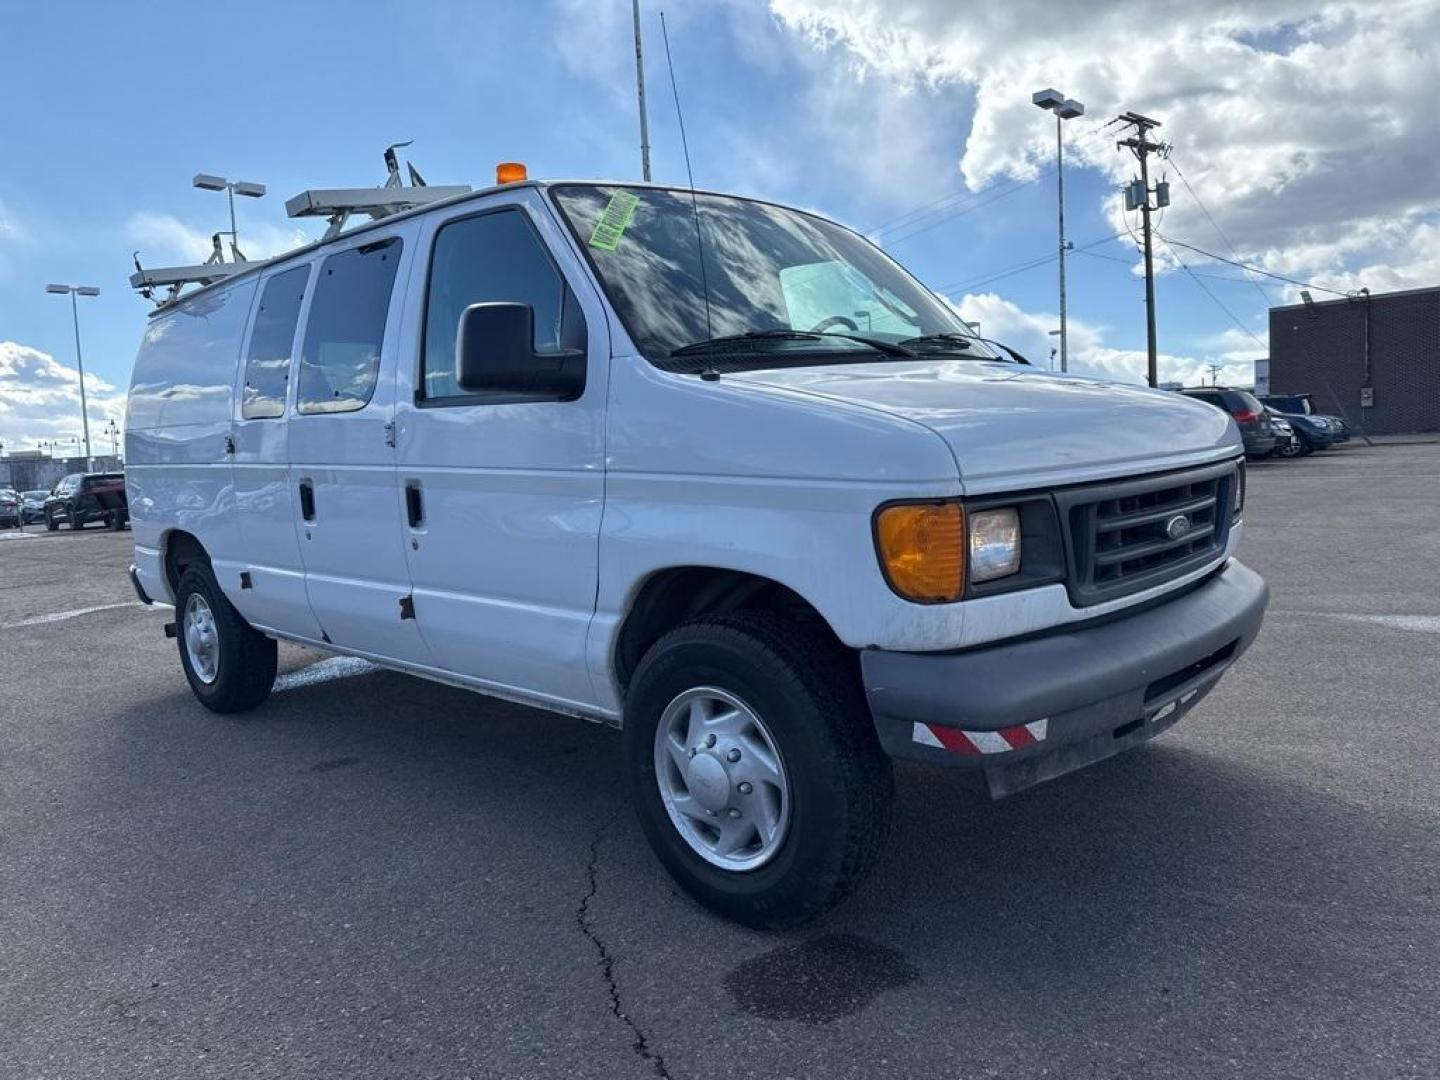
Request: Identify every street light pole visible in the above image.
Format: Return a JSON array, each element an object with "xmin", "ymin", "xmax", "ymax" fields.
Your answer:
[
  {"xmin": 45, "ymin": 284, "xmax": 100, "ymax": 471},
  {"xmin": 193, "ymin": 174, "xmax": 267, "ymax": 261},
  {"xmin": 1033, "ymin": 89, "xmax": 1085, "ymax": 373}
]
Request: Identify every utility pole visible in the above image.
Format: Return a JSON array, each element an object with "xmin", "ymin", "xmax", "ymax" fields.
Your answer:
[
  {"xmin": 1032, "ymin": 90, "xmax": 1084, "ymax": 372},
  {"xmin": 633, "ymin": 0, "xmax": 652, "ymax": 182},
  {"xmin": 1117, "ymin": 111, "xmax": 1167, "ymax": 387}
]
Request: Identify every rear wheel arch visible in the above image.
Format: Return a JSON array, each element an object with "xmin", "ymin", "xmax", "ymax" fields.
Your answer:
[{"xmin": 162, "ymin": 530, "xmax": 211, "ymax": 599}]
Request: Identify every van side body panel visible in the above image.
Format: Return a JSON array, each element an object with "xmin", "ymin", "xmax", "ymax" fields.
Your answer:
[{"xmin": 125, "ymin": 278, "xmax": 259, "ymax": 604}]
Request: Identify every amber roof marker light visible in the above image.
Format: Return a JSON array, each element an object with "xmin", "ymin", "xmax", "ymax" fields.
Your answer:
[{"xmin": 496, "ymin": 162, "xmax": 528, "ymax": 185}]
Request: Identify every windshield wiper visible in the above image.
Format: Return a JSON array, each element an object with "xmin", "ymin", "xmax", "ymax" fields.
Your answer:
[
  {"xmin": 672, "ymin": 329, "xmax": 914, "ymax": 358},
  {"xmin": 899, "ymin": 333, "xmax": 973, "ymax": 350}
]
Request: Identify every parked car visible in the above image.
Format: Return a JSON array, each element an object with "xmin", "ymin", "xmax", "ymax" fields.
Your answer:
[
  {"xmin": 21, "ymin": 490, "xmax": 49, "ymax": 524},
  {"xmin": 1265, "ymin": 412, "xmax": 1300, "ymax": 457},
  {"xmin": 1271, "ymin": 409, "xmax": 1343, "ymax": 457},
  {"xmin": 1259, "ymin": 393, "xmax": 1351, "ymax": 443},
  {"xmin": 126, "ymin": 173, "xmax": 1268, "ymax": 927},
  {"xmin": 1177, "ymin": 387, "xmax": 1279, "ymax": 458},
  {"xmin": 43, "ymin": 472, "xmax": 129, "ymax": 530},
  {"xmin": 0, "ymin": 489, "xmax": 19, "ymax": 528}
]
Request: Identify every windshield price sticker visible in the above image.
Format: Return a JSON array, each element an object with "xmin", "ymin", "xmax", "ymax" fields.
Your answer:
[{"xmin": 588, "ymin": 191, "xmax": 640, "ymax": 251}]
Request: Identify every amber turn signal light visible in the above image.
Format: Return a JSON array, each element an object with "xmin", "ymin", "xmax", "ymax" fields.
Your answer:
[{"xmin": 874, "ymin": 501, "xmax": 966, "ymax": 603}]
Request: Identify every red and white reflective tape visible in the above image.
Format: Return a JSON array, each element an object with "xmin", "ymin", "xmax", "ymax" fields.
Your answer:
[{"xmin": 912, "ymin": 718, "xmax": 1048, "ymax": 755}]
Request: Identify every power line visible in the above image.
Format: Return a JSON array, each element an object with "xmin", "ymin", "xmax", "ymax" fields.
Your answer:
[
  {"xmin": 1158, "ymin": 236, "xmax": 1268, "ymax": 351},
  {"xmin": 934, "ymin": 232, "xmax": 1127, "ymax": 296},
  {"xmin": 1156, "ymin": 235, "xmax": 1357, "ymax": 298},
  {"xmin": 866, "ymin": 118, "xmax": 1122, "ymax": 241},
  {"xmin": 1166, "ymin": 155, "xmax": 1274, "ymax": 307}
]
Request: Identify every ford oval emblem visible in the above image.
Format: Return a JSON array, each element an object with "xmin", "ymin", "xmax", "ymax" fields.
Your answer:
[{"xmin": 1164, "ymin": 513, "xmax": 1192, "ymax": 540}]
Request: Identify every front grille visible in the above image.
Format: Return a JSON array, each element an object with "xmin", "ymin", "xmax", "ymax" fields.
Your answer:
[{"xmin": 1059, "ymin": 462, "xmax": 1236, "ymax": 606}]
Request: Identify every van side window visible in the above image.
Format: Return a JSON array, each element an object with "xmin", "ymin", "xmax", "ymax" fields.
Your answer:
[
  {"xmin": 421, "ymin": 210, "xmax": 583, "ymax": 401},
  {"xmin": 242, "ymin": 265, "xmax": 309, "ymax": 419},
  {"xmin": 297, "ymin": 238, "xmax": 403, "ymax": 414}
]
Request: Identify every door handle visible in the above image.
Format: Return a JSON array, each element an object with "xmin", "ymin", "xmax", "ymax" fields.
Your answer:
[
  {"xmin": 298, "ymin": 479, "xmax": 316, "ymax": 522},
  {"xmin": 405, "ymin": 481, "xmax": 424, "ymax": 528}
]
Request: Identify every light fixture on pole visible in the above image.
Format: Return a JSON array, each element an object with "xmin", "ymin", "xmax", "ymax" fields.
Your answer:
[
  {"xmin": 45, "ymin": 283, "xmax": 100, "ymax": 471},
  {"xmin": 1032, "ymin": 88, "xmax": 1085, "ymax": 374},
  {"xmin": 104, "ymin": 418, "xmax": 121, "ymax": 459},
  {"xmin": 193, "ymin": 173, "xmax": 266, "ymax": 262}
]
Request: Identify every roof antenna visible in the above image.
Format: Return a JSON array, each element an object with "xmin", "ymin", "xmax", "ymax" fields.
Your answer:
[{"xmin": 660, "ymin": 10, "xmax": 713, "ymax": 344}]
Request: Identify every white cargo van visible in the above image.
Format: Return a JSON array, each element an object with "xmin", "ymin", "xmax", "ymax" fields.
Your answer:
[{"xmin": 126, "ymin": 175, "xmax": 1268, "ymax": 927}]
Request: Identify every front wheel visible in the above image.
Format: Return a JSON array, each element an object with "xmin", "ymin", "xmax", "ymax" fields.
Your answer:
[
  {"xmin": 45, "ymin": 512, "xmax": 58, "ymax": 532},
  {"xmin": 174, "ymin": 564, "xmax": 278, "ymax": 714},
  {"xmin": 1276, "ymin": 436, "xmax": 1308, "ymax": 458},
  {"xmin": 623, "ymin": 612, "xmax": 894, "ymax": 929}
]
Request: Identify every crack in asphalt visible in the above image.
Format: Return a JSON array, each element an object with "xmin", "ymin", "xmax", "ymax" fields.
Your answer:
[{"xmin": 577, "ymin": 806, "xmax": 672, "ymax": 1080}]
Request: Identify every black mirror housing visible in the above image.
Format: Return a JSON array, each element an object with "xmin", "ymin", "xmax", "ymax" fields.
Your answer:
[{"xmin": 455, "ymin": 302, "xmax": 585, "ymax": 399}]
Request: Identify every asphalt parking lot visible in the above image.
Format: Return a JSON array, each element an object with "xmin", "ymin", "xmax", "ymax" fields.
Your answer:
[{"xmin": 2, "ymin": 443, "xmax": 1437, "ymax": 1080}]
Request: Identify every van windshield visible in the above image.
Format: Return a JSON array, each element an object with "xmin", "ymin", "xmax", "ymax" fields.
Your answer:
[{"xmin": 550, "ymin": 184, "xmax": 997, "ymax": 373}]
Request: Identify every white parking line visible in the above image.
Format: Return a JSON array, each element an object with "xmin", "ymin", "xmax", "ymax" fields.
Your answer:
[
  {"xmin": 1302, "ymin": 612, "xmax": 1440, "ymax": 635},
  {"xmin": 274, "ymin": 655, "xmax": 379, "ymax": 692},
  {"xmin": 0, "ymin": 531, "xmax": 36, "ymax": 540},
  {"xmin": 1, "ymin": 601, "xmax": 150, "ymax": 629}
]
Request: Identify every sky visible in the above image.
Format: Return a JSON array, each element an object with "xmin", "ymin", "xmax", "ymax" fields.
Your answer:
[{"xmin": 2, "ymin": 0, "xmax": 1438, "ymax": 453}]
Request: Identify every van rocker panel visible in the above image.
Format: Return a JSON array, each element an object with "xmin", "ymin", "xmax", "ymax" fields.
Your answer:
[{"xmin": 862, "ymin": 559, "xmax": 1268, "ymax": 795}]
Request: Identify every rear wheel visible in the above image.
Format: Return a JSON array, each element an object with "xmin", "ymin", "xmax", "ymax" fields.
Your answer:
[
  {"xmin": 623, "ymin": 612, "xmax": 893, "ymax": 928},
  {"xmin": 175, "ymin": 564, "xmax": 277, "ymax": 714}
]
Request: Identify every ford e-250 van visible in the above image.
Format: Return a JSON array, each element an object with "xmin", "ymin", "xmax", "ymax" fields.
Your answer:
[{"xmin": 126, "ymin": 175, "xmax": 1268, "ymax": 927}]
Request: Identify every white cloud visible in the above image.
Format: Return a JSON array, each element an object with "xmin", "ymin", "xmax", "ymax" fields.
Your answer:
[
  {"xmin": 126, "ymin": 211, "xmax": 311, "ymax": 267},
  {"xmin": 770, "ymin": 0, "xmax": 1440, "ymax": 293},
  {"xmin": 0, "ymin": 341, "xmax": 125, "ymax": 452},
  {"xmin": 954, "ymin": 292, "xmax": 1258, "ymax": 387}
]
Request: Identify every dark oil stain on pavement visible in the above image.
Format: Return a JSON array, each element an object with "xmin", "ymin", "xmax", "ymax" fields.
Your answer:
[
  {"xmin": 308, "ymin": 756, "xmax": 362, "ymax": 773},
  {"xmin": 723, "ymin": 933, "xmax": 918, "ymax": 1025}
]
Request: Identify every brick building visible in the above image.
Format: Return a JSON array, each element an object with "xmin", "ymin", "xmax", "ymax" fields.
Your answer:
[{"xmin": 1268, "ymin": 285, "xmax": 1440, "ymax": 434}]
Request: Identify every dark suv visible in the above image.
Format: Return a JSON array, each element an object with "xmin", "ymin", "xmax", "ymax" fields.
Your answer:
[
  {"xmin": 1177, "ymin": 388, "xmax": 1279, "ymax": 458},
  {"xmin": 1259, "ymin": 393, "xmax": 1351, "ymax": 446},
  {"xmin": 43, "ymin": 472, "xmax": 129, "ymax": 531}
]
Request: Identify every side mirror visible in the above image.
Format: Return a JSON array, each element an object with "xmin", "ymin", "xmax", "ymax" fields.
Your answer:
[{"xmin": 455, "ymin": 302, "xmax": 585, "ymax": 399}]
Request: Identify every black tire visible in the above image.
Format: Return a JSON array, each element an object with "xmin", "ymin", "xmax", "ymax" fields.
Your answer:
[
  {"xmin": 623, "ymin": 611, "xmax": 893, "ymax": 929},
  {"xmin": 174, "ymin": 564, "xmax": 277, "ymax": 714},
  {"xmin": 69, "ymin": 506, "xmax": 83, "ymax": 530},
  {"xmin": 45, "ymin": 511, "xmax": 58, "ymax": 532},
  {"xmin": 107, "ymin": 512, "xmax": 123, "ymax": 531}
]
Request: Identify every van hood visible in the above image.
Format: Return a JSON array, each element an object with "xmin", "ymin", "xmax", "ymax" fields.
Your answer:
[{"xmin": 726, "ymin": 360, "xmax": 1240, "ymax": 492}]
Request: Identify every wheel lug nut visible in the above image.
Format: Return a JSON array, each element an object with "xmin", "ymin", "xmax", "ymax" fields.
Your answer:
[
  {"xmin": 737, "ymin": 782, "xmax": 753, "ymax": 795},
  {"xmin": 728, "ymin": 808, "xmax": 741, "ymax": 818},
  {"xmin": 704, "ymin": 734, "xmax": 717, "ymax": 748},
  {"xmin": 726, "ymin": 748, "xmax": 741, "ymax": 762}
]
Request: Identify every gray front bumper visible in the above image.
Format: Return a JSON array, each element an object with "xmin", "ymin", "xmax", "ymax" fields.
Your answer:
[{"xmin": 862, "ymin": 560, "xmax": 1268, "ymax": 797}]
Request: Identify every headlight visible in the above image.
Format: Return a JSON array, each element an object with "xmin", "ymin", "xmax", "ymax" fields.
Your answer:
[
  {"xmin": 1312, "ymin": 417, "xmax": 1330, "ymax": 429},
  {"xmin": 874, "ymin": 501, "xmax": 1028, "ymax": 602},
  {"xmin": 969, "ymin": 508, "xmax": 1022, "ymax": 582}
]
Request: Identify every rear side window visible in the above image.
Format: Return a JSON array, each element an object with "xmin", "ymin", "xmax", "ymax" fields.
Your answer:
[
  {"xmin": 297, "ymin": 239, "xmax": 403, "ymax": 414},
  {"xmin": 1188, "ymin": 392, "xmax": 1224, "ymax": 409},
  {"xmin": 242, "ymin": 266, "xmax": 309, "ymax": 419},
  {"xmin": 421, "ymin": 210, "xmax": 582, "ymax": 401}
]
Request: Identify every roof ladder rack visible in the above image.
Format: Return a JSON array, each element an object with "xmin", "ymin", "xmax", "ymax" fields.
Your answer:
[
  {"xmin": 129, "ymin": 233, "xmax": 255, "ymax": 306},
  {"xmin": 284, "ymin": 141, "xmax": 470, "ymax": 239}
]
